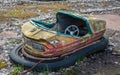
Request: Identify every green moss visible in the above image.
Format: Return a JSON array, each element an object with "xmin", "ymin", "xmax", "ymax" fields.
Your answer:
[{"xmin": 0, "ymin": 60, "xmax": 8, "ymax": 69}]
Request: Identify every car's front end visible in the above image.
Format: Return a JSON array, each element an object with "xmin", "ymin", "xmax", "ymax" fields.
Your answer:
[{"xmin": 21, "ymin": 21, "xmax": 59, "ymax": 57}]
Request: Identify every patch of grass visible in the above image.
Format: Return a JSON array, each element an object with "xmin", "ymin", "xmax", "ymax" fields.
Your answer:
[
  {"xmin": 0, "ymin": 3, "xmax": 69, "ymax": 20},
  {"xmin": 42, "ymin": 70, "xmax": 51, "ymax": 75},
  {"xmin": 9, "ymin": 39, "xmax": 22, "ymax": 44},
  {"xmin": 61, "ymin": 67, "xmax": 77, "ymax": 75},
  {"xmin": 0, "ymin": 19, "xmax": 7, "ymax": 24},
  {"xmin": 61, "ymin": 70, "xmax": 71, "ymax": 75},
  {"xmin": 12, "ymin": 65, "xmax": 24, "ymax": 75},
  {"xmin": 9, "ymin": 40, "xmax": 17, "ymax": 44},
  {"xmin": 58, "ymin": 56, "xmax": 85, "ymax": 75},
  {"xmin": 76, "ymin": 56, "xmax": 85, "ymax": 64},
  {"xmin": 21, "ymin": 3, "xmax": 68, "ymax": 13},
  {"xmin": 76, "ymin": 4, "xmax": 88, "ymax": 10},
  {"xmin": 2, "ymin": 9, "xmax": 38, "ymax": 19},
  {"xmin": 41, "ymin": 66, "xmax": 51, "ymax": 75}
]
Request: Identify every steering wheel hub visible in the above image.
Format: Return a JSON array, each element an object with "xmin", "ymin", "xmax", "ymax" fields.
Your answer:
[{"xmin": 64, "ymin": 25, "xmax": 79, "ymax": 36}]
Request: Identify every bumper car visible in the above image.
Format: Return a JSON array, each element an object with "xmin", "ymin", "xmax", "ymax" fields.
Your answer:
[{"xmin": 10, "ymin": 11, "xmax": 108, "ymax": 71}]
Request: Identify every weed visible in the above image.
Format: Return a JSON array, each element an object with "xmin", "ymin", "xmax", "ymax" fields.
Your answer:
[
  {"xmin": 41, "ymin": 66, "xmax": 51, "ymax": 75},
  {"xmin": 76, "ymin": 56, "xmax": 85, "ymax": 64},
  {"xmin": 61, "ymin": 69, "xmax": 76, "ymax": 75},
  {"xmin": 12, "ymin": 65, "xmax": 24, "ymax": 75},
  {"xmin": 9, "ymin": 39, "xmax": 22, "ymax": 44}
]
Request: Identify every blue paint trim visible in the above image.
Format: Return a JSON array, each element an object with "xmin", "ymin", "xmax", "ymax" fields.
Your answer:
[
  {"xmin": 85, "ymin": 19, "xmax": 92, "ymax": 34},
  {"xmin": 31, "ymin": 19, "xmax": 55, "ymax": 28}
]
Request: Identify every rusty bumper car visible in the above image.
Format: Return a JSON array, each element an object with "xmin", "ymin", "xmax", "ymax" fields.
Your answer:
[{"xmin": 10, "ymin": 11, "xmax": 108, "ymax": 71}]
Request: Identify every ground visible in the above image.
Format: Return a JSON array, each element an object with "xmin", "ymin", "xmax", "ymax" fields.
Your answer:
[{"xmin": 0, "ymin": 0, "xmax": 120, "ymax": 75}]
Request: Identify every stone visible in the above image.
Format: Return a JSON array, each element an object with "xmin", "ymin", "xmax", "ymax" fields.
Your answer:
[
  {"xmin": 0, "ymin": 31, "xmax": 18, "ymax": 38},
  {"xmin": 0, "ymin": 40, "xmax": 6, "ymax": 46}
]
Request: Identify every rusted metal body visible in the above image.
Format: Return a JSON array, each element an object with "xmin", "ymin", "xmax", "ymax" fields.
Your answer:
[{"xmin": 22, "ymin": 11, "xmax": 106, "ymax": 58}]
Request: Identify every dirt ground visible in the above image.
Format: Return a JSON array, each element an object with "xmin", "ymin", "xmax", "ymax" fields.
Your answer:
[{"xmin": 95, "ymin": 15, "xmax": 120, "ymax": 31}]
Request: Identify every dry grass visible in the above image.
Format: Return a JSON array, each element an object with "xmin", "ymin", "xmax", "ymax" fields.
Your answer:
[
  {"xmin": 77, "ymin": 4, "xmax": 88, "ymax": 10},
  {"xmin": 98, "ymin": 1, "xmax": 112, "ymax": 7},
  {"xmin": 20, "ymin": 3, "xmax": 68, "ymax": 13},
  {"xmin": 0, "ymin": 9, "xmax": 38, "ymax": 19},
  {"xmin": 0, "ymin": 19, "xmax": 8, "ymax": 24},
  {"xmin": 0, "ymin": 3, "xmax": 68, "ymax": 21}
]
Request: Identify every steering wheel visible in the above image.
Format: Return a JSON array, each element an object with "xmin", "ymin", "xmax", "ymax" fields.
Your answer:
[{"xmin": 64, "ymin": 25, "xmax": 79, "ymax": 36}]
